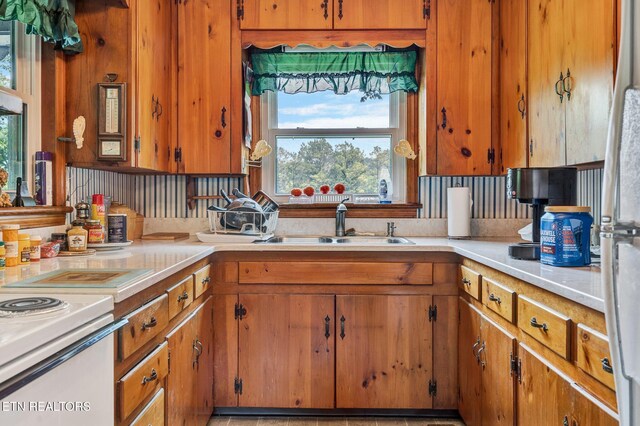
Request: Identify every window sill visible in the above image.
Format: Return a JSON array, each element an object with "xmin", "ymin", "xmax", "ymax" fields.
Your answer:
[
  {"xmin": 0, "ymin": 206, "xmax": 73, "ymax": 229},
  {"xmin": 278, "ymin": 203, "xmax": 422, "ymax": 219}
]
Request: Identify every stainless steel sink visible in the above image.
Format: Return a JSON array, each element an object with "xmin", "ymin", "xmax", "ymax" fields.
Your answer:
[{"xmin": 258, "ymin": 236, "xmax": 414, "ymax": 245}]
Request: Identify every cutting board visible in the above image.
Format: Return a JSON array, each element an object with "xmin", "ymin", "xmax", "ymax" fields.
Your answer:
[{"xmin": 141, "ymin": 232, "xmax": 190, "ymax": 241}]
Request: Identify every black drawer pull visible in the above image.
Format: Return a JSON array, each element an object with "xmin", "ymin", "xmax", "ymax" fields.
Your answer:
[
  {"xmin": 530, "ymin": 317, "xmax": 548, "ymax": 332},
  {"xmin": 141, "ymin": 368, "xmax": 158, "ymax": 385},
  {"xmin": 462, "ymin": 277, "xmax": 471, "ymax": 286},
  {"xmin": 324, "ymin": 315, "xmax": 331, "ymax": 339},
  {"xmin": 141, "ymin": 317, "xmax": 157, "ymax": 331},
  {"xmin": 488, "ymin": 293, "xmax": 501, "ymax": 304},
  {"xmin": 177, "ymin": 291, "xmax": 189, "ymax": 302},
  {"xmin": 602, "ymin": 357, "xmax": 614, "ymax": 374}
]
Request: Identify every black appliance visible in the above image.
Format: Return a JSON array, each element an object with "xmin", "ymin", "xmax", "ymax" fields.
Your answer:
[{"xmin": 506, "ymin": 167, "xmax": 578, "ymax": 260}]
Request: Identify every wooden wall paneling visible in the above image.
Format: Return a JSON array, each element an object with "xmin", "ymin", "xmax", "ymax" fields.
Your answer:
[
  {"xmin": 336, "ymin": 295, "xmax": 433, "ymax": 409},
  {"xmin": 239, "ymin": 0, "xmax": 333, "ymax": 30},
  {"xmin": 237, "ymin": 294, "xmax": 335, "ymax": 408},
  {"xmin": 436, "ymin": 0, "xmax": 493, "ymax": 175},
  {"xmin": 40, "ymin": 45, "xmax": 67, "ymax": 206},
  {"xmin": 458, "ymin": 298, "xmax": 482, "ymax": 426},
  {"xmin": 527, "ymin": 0, "xmax": 565, "ymax": 167},
  {"xmin": 66, "ymin": 0, "xmax": 136, "ymax": 167},
  {"xmin": 432, "ymin": 295, "xmax": 458, "ymax": 409},
  {"xmin": 563, "ymin": 0, "xmax": 615, "ymax": 165},
  {"xmin": 516, "ymin": 343, "xmax": 573, "ymax": 426},
  {"xmin": 480, "ymin": 316, "xmax": 516, "ymax": 426},
  {"xmin": 213, "ymin": 294, "xmax": 239, "ymax": 407},
  {"xmin": 499, "ymin": 0, "xmax": 527, "ymax": 172},
  {"xmin": 177, "ymin": 0, "xmax": 232, "ymax": 174},
  {"xmin": 333, "ymin": 0, "xmax": 427, "ymax": 30}
]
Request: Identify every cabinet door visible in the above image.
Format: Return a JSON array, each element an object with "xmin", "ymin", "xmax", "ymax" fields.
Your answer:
[
  {"xmin": 499, "ymin": 0, "xmax": 527, "ymax": 171},
  {"xmin": 166, "ymin": 305, "xmax": 197, "ymax": 425},
  {"xmin": 177, "ymin": 0, "xmax": 231, "ymax": 174},
  {"xmin": 240, "ymin": 0, "xmax": 332, "ymax": 29},
  {"xmin": 136, "ymin": 0, "xmax": 171, "ymax": 172},
  {"xmin": 528, "ymin": 0, "xmax": 566, "ymax": 167},
  {"xmin": 564, "ymin": 0, "xmax": 615, "ymax": 165},
  {"xmin": 238, "ymin": 294, "xmax": 335, "ymax": 408},
  {"xmin": 192, "ymin": 297, "xmax": 214, "ymax": 425},
  {"xmin": 480, "ymin": 317, "xmax": 516, "ymax": 426},
  {"xmin": 570, "ymin": 383, "xmax": 619, "ymax": 426},
  {"xmin": 336, "ymin": 295, "xmax": 433, "ymax": 409},
  {"xmin": 516, "ymin": 343, "xmax": 573, "ymax": 426},
  {"xmin": 458, "ymin": 298, "xmax": 482, "ymax": 426},
  {"xmin": 333, "ymin": 0, "xmax": 427, "ymax": 30},
  {"xmin": 436, "ymin": 0, "xmax": 493, "ymax": 175}
]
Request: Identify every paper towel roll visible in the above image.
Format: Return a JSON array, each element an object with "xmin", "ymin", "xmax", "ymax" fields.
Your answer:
[{"xmin": 447, "ymin": 187, "xmax": 472, "ymax": 238}]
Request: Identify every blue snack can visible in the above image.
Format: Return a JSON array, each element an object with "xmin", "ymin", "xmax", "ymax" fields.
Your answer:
[{"xmin": 540, "ymin": 206, "xmax": 593, "ymax": 267}]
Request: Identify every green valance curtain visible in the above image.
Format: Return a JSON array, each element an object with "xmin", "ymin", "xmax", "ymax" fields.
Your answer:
[
  {"xmin": 251, "ymin": 49, "xmax": 419, "ymax": 98},
  {"xmin": 0, "ymin": 0, "xmax": 83, "ymax": 53}
]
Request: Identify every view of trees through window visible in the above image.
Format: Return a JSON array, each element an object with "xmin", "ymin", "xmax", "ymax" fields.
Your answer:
[{"xmin": 276, "ymin": 136, "xmax": 391, "ymax": 194}]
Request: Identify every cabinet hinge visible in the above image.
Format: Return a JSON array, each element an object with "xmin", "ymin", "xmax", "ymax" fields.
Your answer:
[
  {"xmin": 234, "ymin": 303, "xmax": 247, "ymax": 320},
  {"xmin": 487, "ymin": 148, "xmax": 495, "ymax": 164},
  {"xmin": 134, "ymin": 137, "xmax": 141, "ymax": 152},
  {"xmin": 529, "ymin": 140, "xmax": 534, "ymax": 157},
  {"xmin": 234, "ymin": 377, "xmax": 243, "ymax": 394},
  {"xmin": 174, "ymin": 147, "xmax": 182, "ymax": 163},
  {"xmin": 428, "ymin": 305, "xmax": 438, "ymax": 322},
  {"xmin": 511, "ymin": 353, "xmax": 522, "ymax": 383},
  {"xmin": 423, "ymin": 0, "xmax": 431, "ymax": 19},
  {"xmin": 428, "ymin": 379, "xmax": 437, "ymax": 397},
  {"xmin": 236, "ymin": 0, "xmax": 244, "ymax": 20}
]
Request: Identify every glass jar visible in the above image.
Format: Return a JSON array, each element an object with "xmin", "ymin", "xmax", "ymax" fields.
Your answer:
[
  {"xmin": 18, "ymin": 233, "xmax": 30, "ymax": 264},
  {"xmin": 51, "ymin": 232, "xmax": 68, "ymax": 251},
  {"xmin": 67, "ymin": 221, "xmax": 88, "ymax": 252},
  {"xmin": 84, "ymin": 220, "xmax": 104, "ymax": 244},
  {"xmin": 29, "ymin": 235, "xmax": 42, "ymax": 262},
  {"xmin": 2, "ymin": 224, "xmax": 20, "ymax": 267},
  {"xmin": 0, "ymin": 241, "xmax": 5, "ymax": 270}
]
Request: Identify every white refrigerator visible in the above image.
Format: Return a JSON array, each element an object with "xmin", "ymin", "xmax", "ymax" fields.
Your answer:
[{"xmin": 601, "ymin": 0, "xmax": 640, "ymax": 424}]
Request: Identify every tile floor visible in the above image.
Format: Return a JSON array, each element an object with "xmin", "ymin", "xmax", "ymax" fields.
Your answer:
[{"xmin": 208, "ymin": 417, "xmax": 465, "ymax": 426}]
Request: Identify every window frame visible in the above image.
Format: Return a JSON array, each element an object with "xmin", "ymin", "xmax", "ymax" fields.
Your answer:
[
  {"xmin": 261, "ymin": 90, "xmax": 407, "ymax": 204},
  {"xmin": 0, "ymin": 22, "xmax": 41, "ymax": 194}
]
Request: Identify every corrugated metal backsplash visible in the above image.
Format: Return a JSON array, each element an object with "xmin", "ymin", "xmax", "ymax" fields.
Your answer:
[{"xmin": 66, "ymin": 167, "xmax": 603, "ymax": 222}]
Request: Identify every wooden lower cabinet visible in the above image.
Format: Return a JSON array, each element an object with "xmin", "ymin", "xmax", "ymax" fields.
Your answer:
[
  {"xmin": 166, "ymin": 297, "xmax": 214, "ymax": 425},
  {"xmin": 237, "ymin": 294, "xmax": 335, "ymax": 408},
  {"xmin": 458, "ymin": 298, "xmax": 516, "ymax": 426},
  {"xmin": 336, "ymin": 295, "xmax": 434, "ymax": 409}
]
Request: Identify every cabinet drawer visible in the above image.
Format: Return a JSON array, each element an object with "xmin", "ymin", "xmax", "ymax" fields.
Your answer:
[
  {"xmin": 194, "ymin": 264, "xmax": 211, "ymax": 298},
  {"xmin": 118, "ymin": 343, "xmax": 168, "ymax": 420},
  {"xmin": 517, "ymin": 295, "xmax": 571, "ymax": 359},
  {"xmin": 238, "ymin": 262, "xmax": 433, "ymax": 285},
  {"xmin": 129, "ymin": 388, "xmax": 165, "ymax": 426},
  {"xmin": 482, "ymin": 277, "xmax": 517, "ymax": 323},
  {"xmin": 119, "ymin": 295, "xmax": 169, "ymax": 359},
  {"xmin": 576, "ymin": 324, "xmax": 615, "ymax": 390},
  {"xmin": 166, "ymin": 276, "xmax": 194, "ymax": 319},
  {"xmin": 460, "ymin": 265, "xmax": 481, "ymax": 300}
]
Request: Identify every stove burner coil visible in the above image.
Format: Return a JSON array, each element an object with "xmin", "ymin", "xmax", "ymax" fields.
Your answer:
[{"xmin": 0, "ymin": 297, "xmax": 68, "ymax": 317}]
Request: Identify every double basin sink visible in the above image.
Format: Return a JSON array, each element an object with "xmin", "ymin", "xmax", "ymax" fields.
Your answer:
[{"xmin": 257, "ymin": 236, "xmax": 414, "ymax": 245}]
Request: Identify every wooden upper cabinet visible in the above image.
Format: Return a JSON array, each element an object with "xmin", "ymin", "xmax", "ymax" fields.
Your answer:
[
  {"xmin": 336, "ymin": 295, "xmax": 434, "ymax": 409},
  {"xmin": 136, "ymin": 0, "xmax": 172, "ymax": 172},
  {"xmin": 436, "ymin": 0, "xmax": 493, "ymax": 175},
  {"xmin": 528, "ymin": 0, "xmax": 566, "ymax": 167},
  {"xmin": 237, "ymin": 294, "xmax": 335, "ymax": 408},
  {"xmin": 240, "ymin": 0, "xmax": 333, "ymax": 29},
  {"xmin": 177, "ymin": 0, "xmax": 232, "ymax": 174},
  {"xmin": 333, "ymin": 0, "xmax": 428, "ymax": 30},
  {"xmin": 499, "ymin": 0, "xmax": 527, "ymax": 172},
  {"xmin": 563, "ymin": 0, "xmax": 615, "ymax": 165}
]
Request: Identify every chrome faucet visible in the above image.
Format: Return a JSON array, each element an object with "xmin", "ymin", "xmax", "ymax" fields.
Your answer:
[
  {"xmin": 336, "ymin": 198, "xmax": 349, "ymax": 237},
  {"xmin": 386, "ymin": 221, "xmax": 396, "ymax": 237}
]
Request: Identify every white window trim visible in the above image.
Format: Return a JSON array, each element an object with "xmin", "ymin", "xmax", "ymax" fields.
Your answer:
[
  {"xmin": 260, "ymin": 91, "xmax": 407, "ymax": 204},
  {"xmin": 0, "ymin": 22, "xmax": 42, "ymax": 195}
]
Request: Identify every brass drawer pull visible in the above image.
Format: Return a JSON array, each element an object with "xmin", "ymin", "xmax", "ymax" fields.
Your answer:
[
  {"xmin": 141, "ymin": 369, "xmax": 158, "ymax": 385},
  {"xmin": 141, "ymin": 317, "xmax": 157, "ymax": 331},
  {"xmin": 530, "ymin": 317, "xmax": 548, "ymax": 332},
  {"xmin": 177, "ymin": 291, "xmax": 189, "ymax": 302},
  {"xmin": 488, "ymin": 293, "xmax": 502, "ymax": 304},
  {"xmin": 602, "ymin": 357, "xmax": 614, "ymax": 374}
]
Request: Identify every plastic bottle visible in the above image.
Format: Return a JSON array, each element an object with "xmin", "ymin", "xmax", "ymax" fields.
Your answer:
[
  {"xmin": 29, "ymin": 235, "xmax": 42, "ymax": 262},
  {"xmin": 91, "ymin": 194, "xmax": 106, "ymax": 229},
  {"xmin": 18, "ymin": 233, "xmax": 30, "ymax": 264},
  {"xmin": 2, "ymin": 224, "xmax": 19, "ymax": 267},
  {"xmin": 0, "ymin": 242, "xmax": 6, "ymax": 270}
]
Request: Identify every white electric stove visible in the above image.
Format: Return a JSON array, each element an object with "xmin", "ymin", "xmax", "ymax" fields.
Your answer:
[{"xmin": 0, "ymin": 293, "xmax": 123, "ymax": 426}]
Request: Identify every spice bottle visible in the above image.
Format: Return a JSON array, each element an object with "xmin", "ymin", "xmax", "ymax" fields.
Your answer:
[
  {"xmin": 2, "ymin": 224, "xmax": 20, "ymax": 267},
  {"xmin": 29, "ymin": 235, "xmax": 42, "ymax": 262},
  {"xmin": 84, "ymin": 220, "xmax": 104, "ymax": 244},
  {"xmin": 18, "ymin": 233, "xmax": 30, "ymax": 264},
  {"xmin": 0, "ymin": 242, "xmax": 6, "ymax": 270},
  {"xmin": 91, "ymin": 194, "xmax": 106, "ymax": 228},
  {"xmin": 67, "ymin": 221, "xmax": 88, "ymax": 252}
]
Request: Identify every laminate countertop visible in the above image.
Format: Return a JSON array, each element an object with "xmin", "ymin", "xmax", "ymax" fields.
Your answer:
[{"xmin": 0, "ymin": 237, "xmax": 604, "ymax": 312}]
